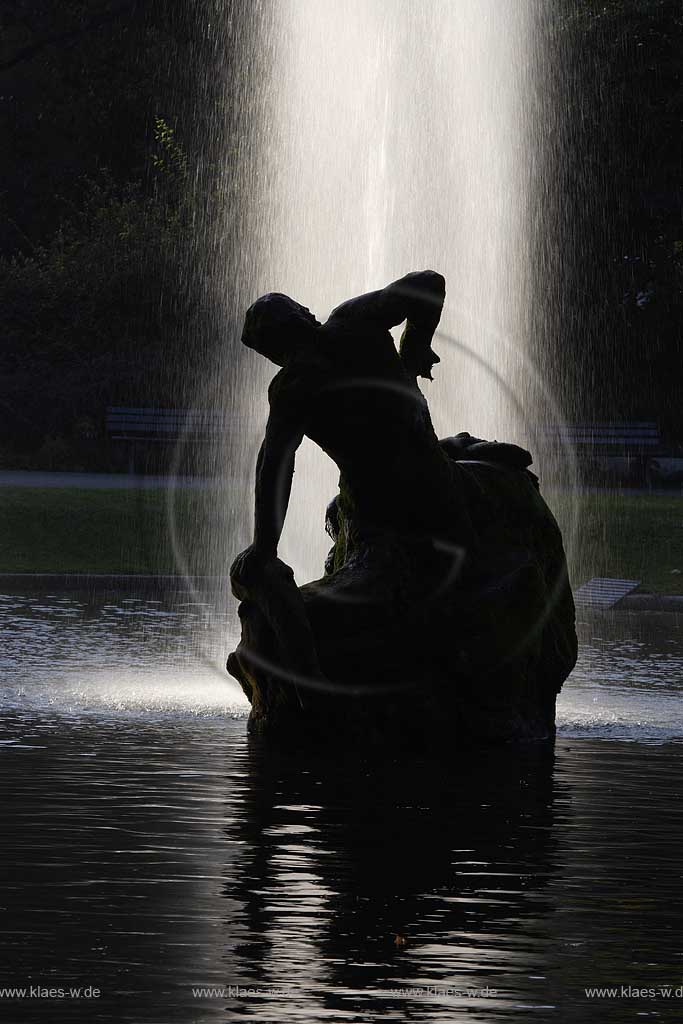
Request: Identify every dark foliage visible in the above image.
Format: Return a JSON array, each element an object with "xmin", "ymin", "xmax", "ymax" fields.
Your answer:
[
  {"xmin": 0, "ymin": 1, "xmax": 218, "ymax": 467},
  {"xmin": 558, "ymin": 0, "xmax": 683, "ymax": 438}
]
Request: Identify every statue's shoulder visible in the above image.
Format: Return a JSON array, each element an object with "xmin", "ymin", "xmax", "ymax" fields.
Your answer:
[{"xmin": 267, "ymin": 365, "xmax": 317, "ymax": 420}]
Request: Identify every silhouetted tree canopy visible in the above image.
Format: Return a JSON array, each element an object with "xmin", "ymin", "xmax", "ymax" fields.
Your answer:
[{"xmin": 0, "ymin": 1, "xmax": 223, "ymax": 466}]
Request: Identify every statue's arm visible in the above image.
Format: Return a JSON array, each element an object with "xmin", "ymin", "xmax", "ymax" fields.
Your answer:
[
  {"xmin": 229, "ymin": 397, "xmax": 322, "ymax": 684},
  {"xmin": 380, "ymin": 271, "xmax": 445, "ymax": 379},
  {"xmin": 252, "ymin": 406, "xmax": 304, "ymax": 558},
  {"xmin": 230, "ymin": 400, "xmax": 303, "ymax": 597},
  {"xmin": 375, "ymin": 270, "xmax": 445, "ymax": 330},
  {"xmin": 231, "ymin": 370, "xmax": 308, "ymax": 597},
  {"xmin": 329, "ymin": 270, "xmax": 446, "ymax": 378}
]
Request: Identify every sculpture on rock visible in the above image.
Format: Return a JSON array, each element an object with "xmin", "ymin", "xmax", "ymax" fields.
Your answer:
[{"xmin": 227, "ymin": 271, "xmax": 577, "ymax": 745}]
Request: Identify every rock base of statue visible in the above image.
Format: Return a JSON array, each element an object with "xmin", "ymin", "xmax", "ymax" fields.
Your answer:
[{"xmin": 227, "ymin": 443, "xmax": 578, "ymax": 746}]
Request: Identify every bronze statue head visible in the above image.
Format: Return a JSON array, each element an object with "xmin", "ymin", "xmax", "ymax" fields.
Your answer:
[{"xmin": 242, "ymin": 293, "xmax": 319, "ymax": 366}]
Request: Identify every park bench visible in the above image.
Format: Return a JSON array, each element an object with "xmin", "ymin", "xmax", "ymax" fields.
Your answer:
[
  {"xmin": 541, "ymin": 421, "xmax": 662, "ymax": 484},
  {"xmin": 105, "ymin": 406, "xmax": 230, "ymax": 472}
]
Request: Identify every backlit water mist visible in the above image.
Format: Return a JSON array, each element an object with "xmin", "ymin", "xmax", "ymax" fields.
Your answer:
[{"xmin": 187, "ymin": 0, "xmax": 573, "ymax": 587}]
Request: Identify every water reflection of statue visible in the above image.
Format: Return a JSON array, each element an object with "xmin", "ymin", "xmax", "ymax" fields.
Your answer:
[
  {"xmin": 218, "ymin": 743, "xmax": 561, "ymax": 1014},
  {"xmin": 228, "ymin": 272, "xmax": 577, "ymax": 743}
]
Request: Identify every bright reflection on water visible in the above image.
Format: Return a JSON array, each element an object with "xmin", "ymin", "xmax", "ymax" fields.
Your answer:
[
  {"xmin": 1, "ymin": 592, "xmax": 682, "ymax": 1023},
  {"xmin": 0, "ymin": 591, "xmax": 247, "ymax": 719},
  {"xmin": 559, "ymin": 610, "xmax": 683, "ymax": 744}
]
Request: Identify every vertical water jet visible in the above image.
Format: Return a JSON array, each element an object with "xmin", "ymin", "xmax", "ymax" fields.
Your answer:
[{"xmin": 184, "ymin": 1, "xmax": 574, "ymax": 590}]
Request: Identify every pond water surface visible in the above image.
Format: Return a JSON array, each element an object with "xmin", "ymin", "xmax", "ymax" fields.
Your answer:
[{"xmin": 1, "ymin": 592, "xmax": 681, "ymax": 1022}]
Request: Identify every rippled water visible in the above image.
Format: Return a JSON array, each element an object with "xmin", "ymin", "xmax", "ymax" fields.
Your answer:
[
  {"xmin": 1, "ymin": 592, "xmax": 682, "ymax": 1022},
  {"xmin": 559, "ymin": 609, "xmax": 683, "ymax": 744}
]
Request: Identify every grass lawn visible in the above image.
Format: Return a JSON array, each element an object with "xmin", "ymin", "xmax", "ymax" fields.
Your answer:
[
  {"xmin": 0, "ymin": 487, "xmax": 224, "ymax": 576},
  {"xmin": 1, "ymin": 486, "xmax": 682, "ymax": 594},
  {"xmin": 548, "ymin": 491, "xmax": 683, "ymax": 595}
]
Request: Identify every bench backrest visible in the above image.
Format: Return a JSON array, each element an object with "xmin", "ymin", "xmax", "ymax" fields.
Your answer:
[
  {"xmin": 542, "ymin": 422, "xmax": 660, "ymax": 450},
  {"xmin": 106, "ymin": 406, "xmax": 229, "ymax": 441}
]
